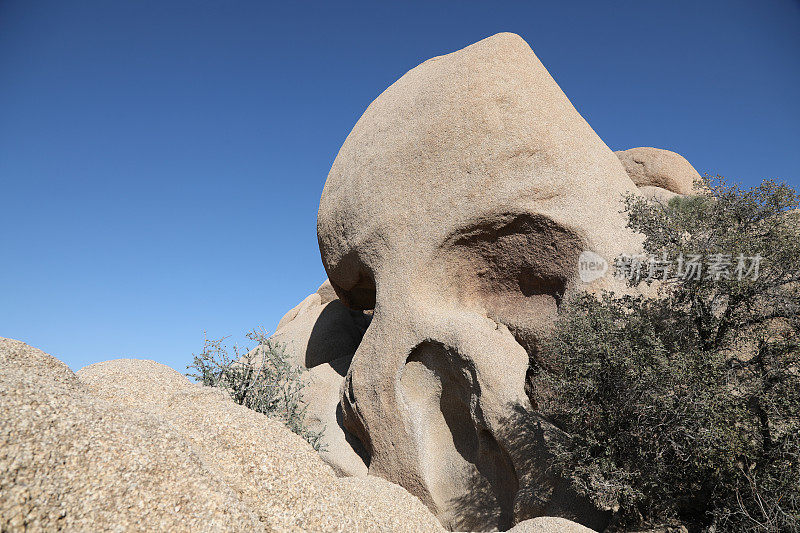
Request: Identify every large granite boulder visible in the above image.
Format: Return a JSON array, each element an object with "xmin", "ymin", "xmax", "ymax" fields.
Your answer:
[
  {"xmin": 0, "ymin": 337, "xmax": 443, "ymax": 532},
  {"xmin": 316, "ymin": 32, "xmax": 640, "ymax": 531},
  {"xmin": 78, "ymin": 358, "xmax": 441, "ymax": 531},
  {"xmin": 0, "ymin": 337, "xmax": 261, "ymax": 532},
  {"xmin": 615, "ymin": 147, "xmax": 703, "ymax": 202}
]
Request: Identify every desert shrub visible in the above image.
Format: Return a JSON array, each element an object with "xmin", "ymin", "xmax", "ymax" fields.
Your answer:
[
  {"xmin": 534, "ymin": 178, "xmax": 800, "ymax": 531},
  {"xmin": 187, "ymin": 327, "xmax": 324, "ymax": 451}
]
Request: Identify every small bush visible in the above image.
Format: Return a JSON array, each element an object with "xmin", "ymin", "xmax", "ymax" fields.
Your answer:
[
  {"xmin": 187, "ymin": 327, "xmax": 325, "ymax": 451},
  {"xmin": 534, "ymin": 178, "xmax": 800, "ymax": 531}
]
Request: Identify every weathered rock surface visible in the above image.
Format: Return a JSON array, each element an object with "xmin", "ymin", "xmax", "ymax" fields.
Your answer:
[
  {"xmin": 317, "ymin": 32, "xmax": 638, "ymax": 531},
  {"xmin": 269, "ymin": 280, "xmax": 372, "ymax": 476},
  {"xmin": 615, "ymin": 147, "xmax": 702, "ymax": 196},
  {"xmin": 0, "ymin": 337, "xmax": 261, "ymax": 532},
  {"xmin": 507, "ymin": 516, "xmax": 597, "ymax": 532},
  {"xmin": 273, "ymin": 280, "xmax": 370, "ymax": 371},
  {"xmin": 78, "ymin": 358, "xmax": 443, "ymax": 532},
  {"xmin": 1, "ymin": 337, "xmax": 443, "ymax": 532},
  {"xmin": 637, "ymin": 184, "xmax": 680, "ymax": 204}
]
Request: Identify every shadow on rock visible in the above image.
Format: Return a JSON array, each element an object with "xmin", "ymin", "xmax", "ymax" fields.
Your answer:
[
  {"xmin": 448, "ymin": 404, "xmax": 610, "ymax": 532},
  {"xmin": 305, "ymin": 300, "xmax": 371, "ymax": 373}
]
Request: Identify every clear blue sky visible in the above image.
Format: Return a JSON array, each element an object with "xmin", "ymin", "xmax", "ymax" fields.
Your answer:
[{"xmin": 2, "ymin": 1, "xmax": 798, "ymax": 372}]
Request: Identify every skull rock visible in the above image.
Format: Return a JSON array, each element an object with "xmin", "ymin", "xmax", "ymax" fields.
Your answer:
[{"xmin": 317, "ymin": 33, "xmax": 642, "ymax": 531}]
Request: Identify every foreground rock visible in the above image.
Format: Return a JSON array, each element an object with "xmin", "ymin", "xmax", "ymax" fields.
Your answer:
[
  {"xmin": 316, "ymin": 32, "xmax": 636, "ymax": 531},
  {"xmin": 78, "ymin": 358, "xmax": 429, "ymax": 531},
  {"xmin": 0, "ymin": 337, "xmax": 260, "ymax": 532},
  {"xmin": 507, "ymin": 517, "xmax": 597, "ymax": 532},
  {"xmin": 0, "ymin": 337, "xmax": 443, "ymax": 532}
]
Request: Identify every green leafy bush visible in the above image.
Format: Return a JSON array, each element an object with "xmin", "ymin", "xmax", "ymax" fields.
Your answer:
[
  {"xmin": 534, "ymin": 178, "xmax": 800, "ymax": 531},
  {"xmin": 187, "ymin": 327, "xmax": 325, "ymax": 451}
]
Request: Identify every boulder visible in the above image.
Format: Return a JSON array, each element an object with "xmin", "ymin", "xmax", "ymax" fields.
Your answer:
[
  {"xmin": 0, "ymin": 337, "xmax": 443, "ymax": 532},
  {"xmin": 507, "ymin": 516, "xmax": 597, "ymax": 532},
  {"xmin": 0, "ymin": 337, "xmax": 261, "ymax": 532},
  {"xmin": 275, "ymin": 280, "xmax": 341, "ymax": 332},
  {"xmin": 272, "ymin": 281, "xmax": 370, "ymax": 370},
  {"xmin": 615, "ymin": 147, "xmax": 702, "ymax": 196},
  {"xmin": 78, "ymin": 358, "xmax": 443, "ymax": 532},
  {"xmin": 317, "ymin": 32, "xmax": 636, "ymax": 531},
  {"xmin": 268, "ymin": 280, "xmax": 372, "ymax": 476},
  {"xmin": 303, "ymin": 359, "xmax": 370, "ymax": 476},
  {"xmin": 638, "ymin": 185, "xmax": 680, "ymax": 204}
]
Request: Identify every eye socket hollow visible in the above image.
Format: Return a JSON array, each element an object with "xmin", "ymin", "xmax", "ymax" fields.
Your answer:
[
  {"xmin": 441, "ymin": 211, "xmax": 584, "ymax": 314},
  {"xmin": 440, "ymin": 212, "xmax": 585, "ymax": 413},
  {"xmin": 326, "ymin": 251, "xmax": 377, "ymax": 311}
]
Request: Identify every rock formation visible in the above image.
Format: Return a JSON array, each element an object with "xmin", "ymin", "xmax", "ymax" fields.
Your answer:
[
  {"xmin": 268, "ymin": 279, "xmax": 372, "ymax": 476},
  {"xmin": 314, "ymin": 32, "xmax": 642, "ymax": 531},
  {"xmin": 0, "ymin": 33, "xmax": 710, "ymax": 533},
  {"xmin": 0, "ymin": 337, "xmax": 260, "ymax": 531},
  {"xmin": 0, "ymin": 337, "xmax": 444, "ymax": 532},
  {"xmin": 615, "ymin": 146, "xmax": 704, "ymax": 202},
  {"xmin": 507, "ymin": 517, "xmax": 598, "ymax": 533}
]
